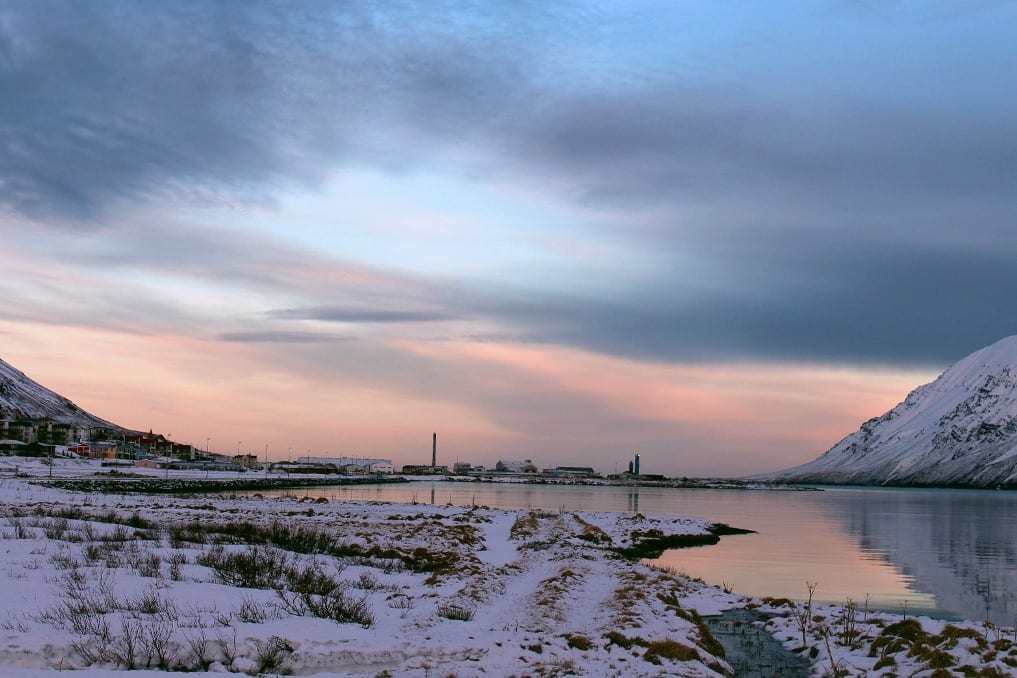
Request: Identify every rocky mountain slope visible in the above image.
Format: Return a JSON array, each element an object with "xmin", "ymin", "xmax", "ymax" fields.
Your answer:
[
  {"xmin": 0, "ymin": 358, "xmax": 121, "ymax": 430},
  {"xmin": 766, "ymin": 336, "xmax": 1017, "ymax": 488}
]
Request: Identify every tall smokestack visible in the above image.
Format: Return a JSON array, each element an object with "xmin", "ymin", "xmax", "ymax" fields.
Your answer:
[{"xmin": 432, "ymin": 432, "xmax": 437, "ymax": 467}]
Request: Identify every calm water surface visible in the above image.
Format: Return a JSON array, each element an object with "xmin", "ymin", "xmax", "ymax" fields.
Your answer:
[{"xmin": 257, "ymin": 481, "xmax": 1017, "ymax": 624}]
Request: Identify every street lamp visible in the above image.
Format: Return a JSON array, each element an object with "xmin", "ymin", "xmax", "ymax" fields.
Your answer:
[{"xmin": 164, "ymin": 433, "xmax": 172, "ymax": 480}]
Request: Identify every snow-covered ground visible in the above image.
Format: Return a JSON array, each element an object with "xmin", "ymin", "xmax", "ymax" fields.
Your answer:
[{"xmin": 0, "ymin": 459, "xmax": 1013, "ymax": 676}]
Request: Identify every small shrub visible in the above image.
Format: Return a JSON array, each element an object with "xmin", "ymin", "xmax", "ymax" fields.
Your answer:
[
  {"xmin": 50, "ymin": 551, "xmax": 81, "ymax": 570},
  {"xmin": 437, "ymin": 602, "xmax": 475, "ymax": 622},
  {"xmin": 182, "ymin": 626, "xmax": 214, "ymax": 671},
  {"xmin": 42, "ymin": 517, "xmax": 69, "ymax": 540},
  {"xmin": 387, "ymin": 595, "xmax": 416, "ymax": 618},
  {"xmin": 254, "ymin": 636, "xmax": 293, "ymax": 673},
  {"xmin": 136, "ymin": 553, "xmax": 163, "ymax": 579},
  {"xmin": 168, "ymin": 552, "xmax": 187, "ymax": 581},
  {"xmin": 105, "ymin": 525, "xmax": 131, "ymax": 542},
  {"xmin": 196, "ymin": 545, "xmax": 290, "ymax": 589},
  {"xmin": 356, "ymin": 571, "xmax": 379, "ymax": 590},
  {"xmin": 4, "ymin": 513, "xmax": 29, "ymax": 539},
  {"xmin": 83, "ymin": 543, "xmax": 103, "ymax": 564},
  {"xmin": 126, "ymin": 512, "xmax": 154, "ymax": 530},
  {"xmin": 235, "ymin": 596, "xmax": 271, "ymax": 623},
  {"xmin": 123, "ymin": 588, "xmax": 177, "ymax": 621}
]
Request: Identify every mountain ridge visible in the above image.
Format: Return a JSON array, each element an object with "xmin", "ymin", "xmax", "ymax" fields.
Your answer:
[
  {"xmin": 763, "ymin": 336, "xmax": 1017, "ymax": 488},
  {"xmin": 0, "ymin": 358, "xmax": 122, "ymax": 431}
]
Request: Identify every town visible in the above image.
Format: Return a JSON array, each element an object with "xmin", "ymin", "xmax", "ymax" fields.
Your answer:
[{"xmin": 0, "ymin": 419, "xmax": 661, "ymax": 480}]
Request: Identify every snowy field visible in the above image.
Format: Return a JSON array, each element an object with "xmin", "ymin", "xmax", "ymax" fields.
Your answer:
[{"xmin": 0, "ymin": 459, "xmax": 1014, "ymax": 676}]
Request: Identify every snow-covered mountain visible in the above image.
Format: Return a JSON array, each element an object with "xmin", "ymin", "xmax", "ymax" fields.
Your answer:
[
  {"xmin": 0, "ymin": 358, "xmax": 122, "ymax": 430},
  {"xmin": 767, "ymin": 336, "xmax": 1017, "ymax": 488}
]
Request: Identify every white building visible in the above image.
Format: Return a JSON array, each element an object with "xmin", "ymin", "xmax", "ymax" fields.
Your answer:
[
  {"xmin": 298, "ymin": 456, "xmax": 394, "ymax": 474},
  {"xmin": 495, "ymin": 459, "xmax": 538, "ymax": 473}
]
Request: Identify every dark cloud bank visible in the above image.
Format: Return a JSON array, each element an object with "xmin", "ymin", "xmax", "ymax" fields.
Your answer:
[{"xmin": 4, "ymin": 2, "xmax": 1017, "ymax": 367}]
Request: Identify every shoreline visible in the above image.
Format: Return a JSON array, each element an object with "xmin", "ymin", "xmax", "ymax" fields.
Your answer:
[
  {"xmin": 34, "ymin": 474, "xmax": 409, "ymax": 495},
  {"xmin": 0, "ymin": 459, "xmax": 1012, "ymax": 676}
]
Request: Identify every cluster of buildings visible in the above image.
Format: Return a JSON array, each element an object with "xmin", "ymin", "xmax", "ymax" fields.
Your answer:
[
  {"xmin": 402, "ymin": 456, "xmax": 600, "ymax": 478},
  {"xmin": 0, "ymin": 420, "xmax": 393, "ymax": 475},
  {"xmin": 0, "ymin": 421, "xmax": 247, "ymax": 471},
  {"xmin": 0, "ymin": 418, "xmax": 85, "ymax": 451},
  {"xmin": 0, "ymin": 418, "xmax": 126, "ymax": 457},
  {"xmin": 396, "ymin": 433, "xmax": 600, "ymax": 478},
  {"xmin": 402, "ymin": 451, "xmax": 656, "ymax": 480},
  {"xmin": 2, "ymin": 422, "xmax": 652, "ymax": 481}
]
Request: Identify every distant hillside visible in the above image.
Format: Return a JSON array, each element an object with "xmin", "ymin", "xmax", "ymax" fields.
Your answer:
[
  {"xmin": 0, "ymin": 358, "xmax": 122, "ymax": 430},
  {"xmin": 764, "ymin": 336, "xmax": 1017, "ymax": 488}
]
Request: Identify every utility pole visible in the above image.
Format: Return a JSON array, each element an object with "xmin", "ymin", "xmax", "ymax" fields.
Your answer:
[
  {"xmin": 264, "ymin": 444, "xmax": 269, "ymax": 478},
  {"xmin": 165, "ymin": 434, "xmax": 172, "ymax": 480}
]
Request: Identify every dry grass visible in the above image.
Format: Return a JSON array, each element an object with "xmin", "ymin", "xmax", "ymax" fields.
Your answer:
[{"xmin": 643, "ymin": 638, "xmax": 699, "ymax": 664}]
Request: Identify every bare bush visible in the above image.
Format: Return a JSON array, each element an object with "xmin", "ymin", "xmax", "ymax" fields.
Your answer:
[
  {"xmin": 106, "ymin": 617, "xmax": 144, "ymax": 669},
  {"xmin": 254, "ymin": 635, "xmax": 293, "ymax": 673},
  {"xmin": 126, "ymin": 587, "xmax": 178, "ymax": 620},
  {"xmin": 135, "ymin": 552, "xmax": 163, "ymax": 579},
  {"xmin": 145, "ymin": 617, "xmax": 178, "ymax": 669},
  {"xmin": 838, "ymin": 598, "xmax": 860, "ymax": 646},
  {"xmin": 277, "ymin": 579, "xmax": 375, "ymax": 627},
  {"xmin": 49, "ymin": 550, "xmax": 81, "ymax": 570},
  {"xmin": 197, "ymin": 545, "xmax": 291, "ymax": 589},
  {"xmin": 168, "ymin": 551, "xmax": 187, "ymax": 581},
  {"xmin": 437, "ymin": 602, "xmax": 475, "ymax": 621},
  {"xmin": 4, "ymin": 512, "xmax": 29, "ymax": 539},
  {"xmin": 83, "ymin": 542, "xmax": 103, "ymax": 564},
  {"xmin": 356, "ymin": 571, "xmax": 380, "ymax": 590},
  {"xmin": 215, "ymin": 627, "xmax": 239, "ymax": 667},
  {"xmin": 791, "ymin": 581, "xmax": 818, "ymax": 647},
  {"xmin": 388, "ymin": 595, "xmax": 416, "ymax": 618},
  {"xmin": 182, "ymin": 626, "xmax": 215, "ymax": 671},
  {"xmin": 42, "ymin": 517, "xmax": 69, "ymax": 540},
  {"xmin": 104, "ymin": 525, "xmax": 131, "ymax": 542},
  {"xmin": 235, "ymin": 596, "xmax": 274, "ymax": 623}
]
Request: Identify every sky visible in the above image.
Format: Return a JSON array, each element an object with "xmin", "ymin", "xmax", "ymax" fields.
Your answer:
[{"xmin": 2, "ymin": 1, "xmax": 1016, "ymax": 476}]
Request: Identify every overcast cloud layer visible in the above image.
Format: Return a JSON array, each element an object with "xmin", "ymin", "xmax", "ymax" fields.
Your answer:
[{"xmin": 1, "ymin": 1, "xmax": 1015, "ymax": 472}]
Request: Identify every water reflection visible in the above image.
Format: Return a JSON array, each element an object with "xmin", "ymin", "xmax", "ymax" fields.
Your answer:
[
  {"xmin": 819, "ymin": 488, "xmax": 1017, "ymax": 625},
  {"xmin": 628, "ymin": 487, "xmax": 640, "ymax": 514},
  {"xmin": 252, "ymin": 481, "xmax": 1017, "ymax": 624},
  {"xmin": 646, "ymin": 489, "xmax": 939, "ymax": 617}
]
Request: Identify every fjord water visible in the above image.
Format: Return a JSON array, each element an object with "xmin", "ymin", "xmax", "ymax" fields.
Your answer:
[{"xmin": 264, "ymin": 481, "xmax": 1017, "ymax": 624}]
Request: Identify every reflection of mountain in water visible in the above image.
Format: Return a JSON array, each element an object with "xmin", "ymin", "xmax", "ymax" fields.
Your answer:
[{"xmin": 824, "ymin": 489, "xmax": 1017, "ymax": 624}]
